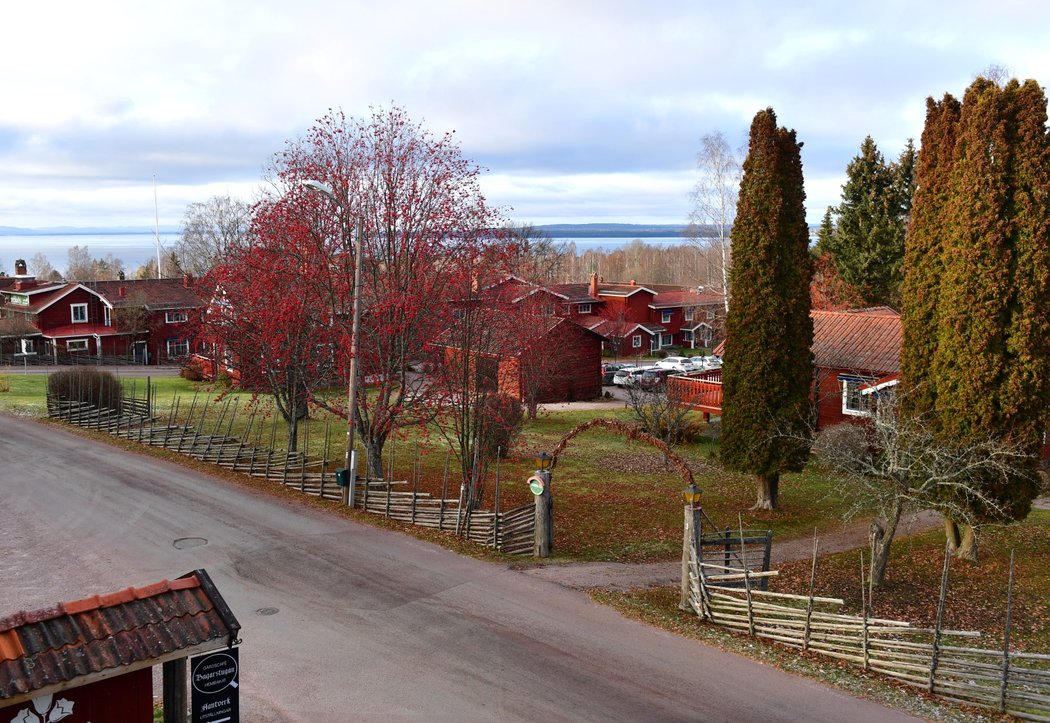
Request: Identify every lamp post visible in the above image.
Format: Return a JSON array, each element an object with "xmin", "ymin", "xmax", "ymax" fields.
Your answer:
[
  {"xmin": 304, "ymin": 179, "xmax": 364, "ymax": 506},
  {"xmin": 680, "ymin": 482, "xmax": 703, "ymax": 611}
]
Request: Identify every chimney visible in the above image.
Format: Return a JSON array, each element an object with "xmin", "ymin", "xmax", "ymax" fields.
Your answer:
[
  {"xmin": 629, "ymin": 279, "xmax": 636, "ymax": 287},
  {"xmin": 14, "ymin": 259, "xmax": 27, "ymax": 276},
  {"xmin": 183, "ymin": 273, "xmax": 193, "ymax": 288},
  {"xmin": 588, "ymin": 272, "xmax": 598, "ymax": 298}
]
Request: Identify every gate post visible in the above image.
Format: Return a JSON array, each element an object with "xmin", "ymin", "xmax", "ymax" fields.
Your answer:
[
  {"xmin": 529, "ymin": 468, "xmax": 553, "ymax": 558},
  {"xmin": 679, "ymin": 483, "xmax": 703, "ymax": 611}
]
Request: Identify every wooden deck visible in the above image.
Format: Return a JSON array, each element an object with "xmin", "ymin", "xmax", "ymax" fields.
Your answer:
[{"xmin": 668, "ymin": 369, "xmax": 723, "ymax": 414}]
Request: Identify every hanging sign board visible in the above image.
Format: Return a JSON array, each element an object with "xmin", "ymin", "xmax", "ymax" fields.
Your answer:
[
  {"xmin": 527, "ymin": 475, "xmax": 545, "ymax": 496},
  {"xmin": 191, "ymin": 647, "xmax": 240, "ymax": 723}
]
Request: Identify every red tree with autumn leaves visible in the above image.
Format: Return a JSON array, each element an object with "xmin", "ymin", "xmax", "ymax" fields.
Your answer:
[{"xmin": 198, "ymin": 107, "xmax": 512, "ymax": 482}]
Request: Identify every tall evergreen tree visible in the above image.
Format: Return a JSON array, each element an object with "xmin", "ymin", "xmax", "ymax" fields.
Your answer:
[
  {"xmin": 820, "ymin": 137, "xmax": 910, "ymax": 306},
  {"xmin": 901, "ymin": 77, "xmax": 1049, "ymax": 559},
  {"xmin": 900, "ymin": 95, "xmax": 960, "ymax": 418},
  {"xmin": 720, "ymin": 108, "xmax": 814, "ymax": 510}
]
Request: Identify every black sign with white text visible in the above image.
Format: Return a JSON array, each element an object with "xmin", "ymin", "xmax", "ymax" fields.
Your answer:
[{"xmin": 191, "ymin": 647, "xmax": 240, "ymax": 723}]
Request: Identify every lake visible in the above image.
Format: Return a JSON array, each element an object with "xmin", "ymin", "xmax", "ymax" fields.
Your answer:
[{"xmin": 0, "ymin": 233, "xmax": 691, "ymax": 278}]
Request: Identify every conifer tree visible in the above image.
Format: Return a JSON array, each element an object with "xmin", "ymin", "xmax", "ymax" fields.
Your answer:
[
  {"xmin": 901, "ymin": 77, "xmax": 1049, "ymax": 559},
  {"xmin": 900, "ymin": 95, "xmax": 960, "ymax": 418},
  {"xmin": 821, "ymin": 137, "xmax": 909, "ymax": 306},
  {"xmin": 720, "ymin": 108, "xmax": 814, "ymax": 510}
]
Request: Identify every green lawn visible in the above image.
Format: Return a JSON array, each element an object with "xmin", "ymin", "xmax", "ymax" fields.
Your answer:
[{"xmin": 0, "ymin": 372, "xmax": 858, "ymax": 561}]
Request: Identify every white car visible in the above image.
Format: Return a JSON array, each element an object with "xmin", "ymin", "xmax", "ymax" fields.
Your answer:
[
  {"xmin": 655, "ymin": 356, "xmax": 698, "ymax": 373},
  {"xmin": 613, "ymin": 366, "xmax": 655, "ymax": 386}
]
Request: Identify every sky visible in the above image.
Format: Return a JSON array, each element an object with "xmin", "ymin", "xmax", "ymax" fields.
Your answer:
[{"xmin": 1, "ymin": 0, "xmax": 1048, "ymax": 232}]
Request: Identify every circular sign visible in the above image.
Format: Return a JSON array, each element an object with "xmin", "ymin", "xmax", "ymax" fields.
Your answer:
[
  {"xmin": 192, "ymin": 651, "xmax": 239, "ymax": 694},
  {"xmin": 527, "ymin": 475, "xmax": 545, "ymax": 495}
]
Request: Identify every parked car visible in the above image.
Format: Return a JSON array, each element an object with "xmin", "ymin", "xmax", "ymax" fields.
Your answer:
[
  {"xmin": 656, "ymin": 355, "xmax": 698, "ymax": 373},
  {"xmin": 601, "ymin": 362, "xmax": 635, "ymax": 385},
  {"xmin": 614, "ymin": 366, "xmax": 653, "ymax": 386},
  {"xmin": 639, "ymin": 368, "xmax": 672, "ymax": 389}
]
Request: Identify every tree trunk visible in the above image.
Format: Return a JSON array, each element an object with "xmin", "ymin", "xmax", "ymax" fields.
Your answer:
[
  {"xmin": 526, "ymin": 398, "xmax": 539, "ymax": 420},
  {"xmin": 365, "ymin": 442, "xmax": 384, "ymax": 481},
  {"xmin": 286, "ymin": 415, "xmax": 298, "ymax": 453},
  {"xmin": 870, "ymin": 497, "xmax": 904, "ymax": 589},
  {"xmin": 752, "ymin": 472, "xmax": 779, "ymax": 510},
  {"xmin": 945, "ymin": 517, "xmax": 978, "ymax": 561}
]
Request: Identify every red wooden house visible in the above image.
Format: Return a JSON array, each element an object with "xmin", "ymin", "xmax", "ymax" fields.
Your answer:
[
  {"xmin": 671, "ymin": 308, "xmax": 903, "ymax": 430},
  {"xmin": 0, "ymin": 259, "xmax": 201, "ymax": 365},
  {"xmin": 486, "ymin": 273, "xmax": 726, "ymax": 357}
]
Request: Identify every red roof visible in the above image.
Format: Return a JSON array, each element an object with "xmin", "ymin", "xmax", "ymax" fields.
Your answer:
[
  {"xmin": 0, "ymin": 569, "xmax": 239, "ymax": 702},
  {"xmin": 811, "ymin": 309, "xmax": 901, "ymax": 374},
  {"xmin": 88, "ymin": 278, "xmax": 202, "ymax": 310},
  {"xmin": 649, "ymin": 289, "xmax": 725, "ymax": 309},
  {"xmin": 42, "ymin": 324, "xmax": 132, "ymax": 339}
]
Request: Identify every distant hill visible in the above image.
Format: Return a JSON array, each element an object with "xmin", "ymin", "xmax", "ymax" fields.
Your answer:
[
  {"xmin": 0, "ymin": 225, "xmax": 180, "ymax": 236},
  {"xmin": 536, "ymin": 223, "xmax": 691, "ymax": 238}
]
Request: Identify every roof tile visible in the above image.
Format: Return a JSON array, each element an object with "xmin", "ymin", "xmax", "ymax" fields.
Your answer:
[{"xmin": 0, "ymin": 569, "xmax": 239, "ymax": 702}]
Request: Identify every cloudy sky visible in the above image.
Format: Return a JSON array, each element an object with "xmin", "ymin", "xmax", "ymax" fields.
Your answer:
[{"xmin": 1, "ymin": 0, "xmax": 1047, "ymax": 231}]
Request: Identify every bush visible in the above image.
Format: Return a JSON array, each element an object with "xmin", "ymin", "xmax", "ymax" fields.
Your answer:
[
  {"xmin": 47, "ymin": 368, "xmax": 123, "ymax": 411},
  {"xmin": 0, "ymin": 376, "xmax": 9, "ymax": 393},
  {"xmin": 180, "ymin": 362, "xmax": 204, "ymax": 381}
]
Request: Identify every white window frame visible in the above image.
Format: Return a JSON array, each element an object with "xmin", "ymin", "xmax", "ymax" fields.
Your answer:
[
  {"xmin": 104, "ymin": 307, "xmax": 112, "ymax": 326},
  {"xmin": 841, "ymin": 378, "xmax": 874, "ymax": 417},
  {"xmin": 165, "ymin": 310, "xmax": 189, "ymax": 324},
  {"xmin": 632, "ymin": 334, "xmax": 642, "ymax": 349},
  {"xmin": 166, "ymin": 338, "xmax": 190, "ymax": 358},
  {"xmin": 684, "ymin": 307, "xmax": 695, "ymax": 322},
  {"xmin": 682, "ymin": 330, "xmax": 693, "ymax": 343},
  {"xmin": 706, "ymin": 308, "xmax": 716, "ymax": 320},
  {"xmin": 20, "ymin": 339, "xmax": 35, "ymax": 355},
  {"xmin": 71, "ymin": 303, "xmax": 88, "ymax": 324},
  {"xmin": 578, "ymin": 302, "xmax": 592, "ymax": 314},
  {"xmin": 661, "ymin": 309, "xmax": 672, "ymax": 324},
  {"xmin": 660, "ymin": 333, "xmax": 673, "ymax": 347},
  {"xmin": 66, "ymin": 338, "xmax": 89, "ymax": 352}
]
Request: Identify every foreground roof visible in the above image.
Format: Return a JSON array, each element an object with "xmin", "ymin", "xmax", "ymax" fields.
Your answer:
[{"xmin": 0, "ymin": 569, "xmax": 240, "ymax": 703}]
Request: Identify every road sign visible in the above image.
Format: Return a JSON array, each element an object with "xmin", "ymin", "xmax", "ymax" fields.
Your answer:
[
  {"xmin": 527, "ymin": 475, "xmax": 545, "ymax": 495},
  {"xmin": 191, "ymin": 647, "xmax": 239, "ymax": 723}
]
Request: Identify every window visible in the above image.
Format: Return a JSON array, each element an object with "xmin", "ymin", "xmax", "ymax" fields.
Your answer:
[
  {"xmin": 684, "ymin": 307, "xmax": 695, "ymax": 322},
  {"xmin": 660, "ymin": 333, "xmax": 673, "ymax": 347},
  {"xmin": 632, "ymin": 334, "xmax": 642, "ymax": 349},
  {"xmin": 104, "ymin": 307, "xmax": 112, "ymax": 326},
  {"xmin": 166, "ymin": 338, "xmax": 190, "ymax": 358},
  {"xmin": 706, "ymin": 308, "xmax": 716, "ymax": 320},
  {"xmin": 452, "ymin": 308, "xmax": 466, "ymax": 320},
  {"xmin": 682, "ymin": 330, "xmax": 693, "ymax": 342},
  {"xmin": 166, "ymin": 310, "xmax": 189, "ymax": 324},
  {"xmin": 578, "ymin": 303, "xmax": 592, "ymax": 314},
  {"xmin": 71, "ymin": 303, "xmax": 88, "ymax": 323},
  {"xmin": 841, "ymin": 378, "xmax": 874, "ymax": 417},
  {"xmin": 19, "ymin": 339, "xmax": 35, "ymax": 355},
  {"xmin": 66, "ymin": 339, "xmax": 89, "ymax": 352},
  {"xmin": 697, "ymin": 323, "xmax": 713, "ymax": 343},
  {"xmin": 661, "ymin": 310, "xmax": 672, "ymax": 324}
]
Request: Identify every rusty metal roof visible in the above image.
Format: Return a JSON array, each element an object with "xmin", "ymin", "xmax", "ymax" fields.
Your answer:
[
  {"xmin": 811, "ymin": 309, "xmax": 901, "ymax": 375},
  {"xmin": 0, "ymin": 569, "xmax": 240, "ymax": 702}
]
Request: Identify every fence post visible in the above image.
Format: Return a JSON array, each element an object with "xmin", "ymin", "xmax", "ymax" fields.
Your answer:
[
  {"xmin": 679, "ymin": 502, "xmax": 700, "ymax": 611},
  {"xmin": 928, "ymin": 539, "xmax": 952, "ymax": 694},
  {"xmin": 532, "ymin": 470, "xmax": 552, "ymax": 558},
  {"xmin": 999, "ymin": 549, "xmax": 1016, "ymax": 714}
]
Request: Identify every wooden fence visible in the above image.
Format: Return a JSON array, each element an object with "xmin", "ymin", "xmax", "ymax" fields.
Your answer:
[
  {"xmin": 46, "ymin": 380, "xmax": 536, "ymax": 554},
  {"xmin": 685, "ymin": 536, "xmax": 1050, "ymax": 719}
]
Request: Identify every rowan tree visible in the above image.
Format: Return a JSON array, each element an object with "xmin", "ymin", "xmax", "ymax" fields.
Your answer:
[
  {"xmin": 270, "ymin": 106, "xmax": 504, "ymax": 480},
  {"xmin": 197, "ymin": 200, "xmax": 342, "ymax": 452},
  {"xmin": 901, "ymin": 76, "xmax": 1050, "ymax": 559},
  {"xmin": 719, "ymin": 108, "xmax": 814, "ymax": 510}
]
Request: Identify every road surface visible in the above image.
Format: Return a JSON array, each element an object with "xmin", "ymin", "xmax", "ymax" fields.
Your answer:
[{"xmin": 0, "ymin": 414, "xmax": 915, "ymax": 722}]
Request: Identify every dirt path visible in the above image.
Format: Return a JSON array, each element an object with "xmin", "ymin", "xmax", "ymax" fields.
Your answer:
[{"xmin": 518, "ymin": 500, "xmax": 1049, "ymax": 591}]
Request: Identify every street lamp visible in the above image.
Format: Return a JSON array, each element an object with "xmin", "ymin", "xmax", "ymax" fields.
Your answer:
[
  {"xmin": 304, "ymin": 178, "xmax": 364, "ymax": 506},
  {"xmin": 681, "ymin": 482, "xmax": 703, "ymax": 509}
]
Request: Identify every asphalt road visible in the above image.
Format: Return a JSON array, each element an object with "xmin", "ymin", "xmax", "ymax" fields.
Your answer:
[{"xmin": 0, "ymin": 415, "xmax": 916, "ymax": 722}]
